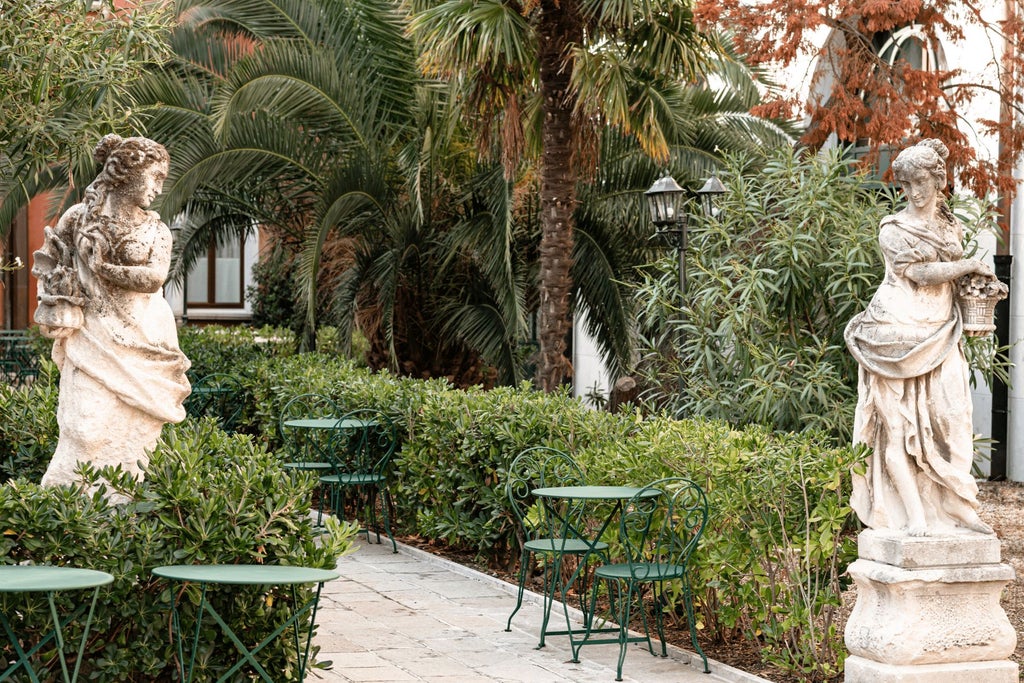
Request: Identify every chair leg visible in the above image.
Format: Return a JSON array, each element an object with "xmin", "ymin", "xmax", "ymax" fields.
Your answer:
[
  {"xmin": 379, "ymin": 486, "xmax": 397, "ymax": 553},
  {"xmin": 615, "ymin": 582, "xmax": 635, "ymax": 682},
  {"xmin": 683, "ymin": 581, "xmax": 709, "ymax": 673},
  {"xmin": 635, "ymin": 585, "xmax": 655, "ymax": 656},
  {"xmin": 505, "ymin": 549, "xmax": 530, "ymax": 631},
  {"xmin": 537, "ymin": 555, "xmax": 556, "ymax": 649},
  {"xmin": 365, "ymin": 485, "xmax": 382, "ymax": 544},
  {"xmin": 652, "ymin": 583, "xmax": 668, "ymax": 657}
]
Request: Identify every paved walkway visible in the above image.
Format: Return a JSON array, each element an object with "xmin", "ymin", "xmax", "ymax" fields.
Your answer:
[{"xmin": 308, "ymin": 538, "xmax": 771, "ymax": 683}]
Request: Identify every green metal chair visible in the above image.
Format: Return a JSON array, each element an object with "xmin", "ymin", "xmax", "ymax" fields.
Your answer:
[
  {"xmin": 278, "ymin": 393, "xmax": 342, "ymax": 524},
  {"xmin": 0, "ymin": 332, "xmax": 38, "ymax": 385},
  {"xmin": 575, "ymin": 477, "xmax": 709, "ymax": 680},
  {"xmin": 184, "ymin": 373, "xmax": 245, "ymax": 433},
  {"xmin": 318, "ymin": 408, "xmax": 398, "ymax": 552},
  {"xmin": 504, "ymin": 446, "xmax": 609, "ymax": 646}
]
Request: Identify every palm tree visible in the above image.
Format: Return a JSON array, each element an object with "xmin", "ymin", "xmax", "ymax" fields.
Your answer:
[
  {"xmin": 572, "ymin": 50, "xmax": 797, "ymax": 380},
  {"xmin": 136, "ymin": 0, "xmax": 539, "ymax": 384},
  {"xmin": 134, "ymin": 0, "xmax": 417, "ymax": 350},
  {"xmin": 408, "ymin": 0, "xmax": 724, "ymax": 391}
]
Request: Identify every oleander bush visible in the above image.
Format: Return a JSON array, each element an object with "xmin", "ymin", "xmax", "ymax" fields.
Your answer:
[{"xmin": 0, "ymin": 419, "xmax": 356, "ymax": 681}]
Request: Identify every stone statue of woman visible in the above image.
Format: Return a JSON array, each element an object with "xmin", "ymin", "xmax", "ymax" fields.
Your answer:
[
  {"xmin": 844, "ymin": 138, "xmax": 995, "ymax": 537},
  {"xmin": 32, "ymin": 134, "xmax": 191, "ymax": 487}
]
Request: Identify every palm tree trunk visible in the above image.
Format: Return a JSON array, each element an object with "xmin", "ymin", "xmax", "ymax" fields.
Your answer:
[{"xmin": 536, "ymin": 0, "xmax": 581, "ymax": 392}]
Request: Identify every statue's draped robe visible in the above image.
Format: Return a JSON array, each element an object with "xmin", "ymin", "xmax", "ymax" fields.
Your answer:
[
  {"xmin": 34, "ymin": 205, "xmax": 190, "ymax": 486},
  {"xmin": 844, "ymin": 215, "xmax": 982, "ymax": 532}
]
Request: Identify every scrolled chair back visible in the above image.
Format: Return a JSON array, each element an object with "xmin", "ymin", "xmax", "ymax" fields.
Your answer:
[
  {"xmin": 505, "ymin": 446, "xmax": 584, "ymax": 534},
  {"xmin": 619, "ymin": 477, "xmax": 708, "ymax": 581},
  {"xmin": 328, "ymin": 408, "xmax": 398, "ymax": 475}
]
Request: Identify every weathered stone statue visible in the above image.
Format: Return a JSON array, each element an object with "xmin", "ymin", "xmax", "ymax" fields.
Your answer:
[
  {"xmin": 842, "ymin": 139, "xmax": 1016, "ymax": 683},
  {"xmin": 32, "ymin": 134, "xmax": 191, "ymax": 487},
  {"xmin": 845, "ymin": 137, "xmax": 995, "ymax": 536}
]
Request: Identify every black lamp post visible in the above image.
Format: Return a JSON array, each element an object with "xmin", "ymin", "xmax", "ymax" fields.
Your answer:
[
  {"xmin": 645, "ymin": 172, "xmax": 726, "ymax": 359},
  {"xmin": 645, "ymin": 171, "xmax": 725, "ymax": 300}
]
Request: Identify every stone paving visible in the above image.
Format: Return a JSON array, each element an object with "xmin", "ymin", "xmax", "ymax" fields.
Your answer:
[{"xmin": 307, "ymin": 538, "xmax": 771, "ymax": 683}]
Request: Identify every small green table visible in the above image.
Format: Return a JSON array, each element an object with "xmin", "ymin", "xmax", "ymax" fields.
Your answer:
[
  {"xmin": 531, "ymin": 486, "xmax": 662, "ymax": 650},
  {"xmin": 152, "ymin": 564, "xmax": 339, "ymax": 683},
  {"xmin": 0, "ymin": 566, "xmax": 114, "ymax": 683},
  {"xmin": 280, "ymin": 418, "xmax": 377, "ymax": 471}
]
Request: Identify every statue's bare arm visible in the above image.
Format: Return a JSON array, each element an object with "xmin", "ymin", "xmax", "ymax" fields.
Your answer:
[
  {"xmin": 93, "ymin": 224, "xmax": 172, "ymax": 293},
  {"xmin": 904, "ymin": 258, "xmax": 992, "ymax": 286}
]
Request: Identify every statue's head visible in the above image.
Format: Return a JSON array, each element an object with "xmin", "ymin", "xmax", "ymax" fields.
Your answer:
[
  {"xmin": 891, "ymin": 138, "xmax": 948, "ymax": 194},
  {"xmin": 93, "ymin": 134, "xmax": 169, "ymax": 189}
]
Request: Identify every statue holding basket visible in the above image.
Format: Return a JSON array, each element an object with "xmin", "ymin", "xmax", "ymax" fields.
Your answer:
[{"xmin": 844, "ymin": 138, "xmax": 1000, "ymax": 537}]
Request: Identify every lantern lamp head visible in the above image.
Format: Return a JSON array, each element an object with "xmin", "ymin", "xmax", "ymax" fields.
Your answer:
[{"xmin": 645, "ymin": 173, "xmax": 687, "ymax": 228}]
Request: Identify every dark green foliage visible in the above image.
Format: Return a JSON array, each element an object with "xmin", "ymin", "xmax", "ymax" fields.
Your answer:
[
  {"xmin": 0, "ymin": 361, "xmax": 60, "ymax": 482},
  {"xmin": 633, "ymin": 147, "xmax": 891, "ymax": 439},
  {"xmin": 178, "ymin": 325, "xmax": 296, "ymax": 381},
  {"xmin": 394, "ymin": 383, "xmax": 628, "ymax": 562},
  {"xmin": 247, "ymin": 250, "xmax": 301, "ymax": 331},
  {"xmin": 0, "ymin": 419, "xmax": 356, "ymax": 681}
]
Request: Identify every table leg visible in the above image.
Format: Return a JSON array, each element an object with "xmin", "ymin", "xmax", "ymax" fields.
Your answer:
[
  {"xmin": 0, "ymin": 609, "xmax": 42, "ymax": 683},
  {"xmin": 169, "ymin": 582, "xmax": 326, "ymax": 683},
  {"xmin": 168, "ymin": 582, "xmax": 207, "ymax": 683},
  {"xmin": 560, "ymin": 503, "xmax": 622, "ymax": 662},
  {"xmin": 1, "ymin": 591, "xmax": 98, "ymax": 683}
]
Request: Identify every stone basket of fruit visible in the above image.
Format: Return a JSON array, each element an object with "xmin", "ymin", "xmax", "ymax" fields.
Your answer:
[{"xmin": 957, "ymin": 273, "xmax": 1008, "ymax": 336}]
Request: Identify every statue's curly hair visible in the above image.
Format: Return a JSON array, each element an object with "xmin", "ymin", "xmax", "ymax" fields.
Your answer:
[
  {"xmin": 83, "ymin": 135, "xmax": 169, "ymax": 219},
  {"xmin": 891, "ymin": 138, "xmax": 948, "ymax": 189},
  {"xmin": 92, "ymin": 134, "xmax": 169, "ymax": 188}
]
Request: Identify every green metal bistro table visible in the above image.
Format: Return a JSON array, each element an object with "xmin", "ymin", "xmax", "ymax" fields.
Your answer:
[
  {"xmin": 280, "ymin": 418, "xmax": 378, "ymax": 471},
  {"xmin": 152, "ymin": 564, "xmax": 339, "ymax": 683},
  {"xmin": 0, "ymin": 566, "xmax": 113, "ymax": 682},
  {"xmin": 530, "ymin": 486, "xmax": 662, "ymax": 653}
]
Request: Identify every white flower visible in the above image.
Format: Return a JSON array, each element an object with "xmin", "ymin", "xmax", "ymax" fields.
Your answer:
[{"xmin": 13, "ymin": 256, "xmax": 22, "ymax": 268}]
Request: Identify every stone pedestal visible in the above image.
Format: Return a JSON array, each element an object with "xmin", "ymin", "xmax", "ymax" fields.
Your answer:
[{"xmin": 844, "ymin": 530, "xmax": 1018, "ymax": 683}]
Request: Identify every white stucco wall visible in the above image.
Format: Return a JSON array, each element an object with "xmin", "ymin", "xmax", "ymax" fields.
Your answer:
[{"xmin": 572, "ymin": 307, "xmax": 611, "ymax": 408}]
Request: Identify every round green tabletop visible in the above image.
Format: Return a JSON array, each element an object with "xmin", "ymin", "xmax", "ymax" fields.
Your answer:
[
  {"xmin": 152, "ymin": 564, "xmax": 339, "ymax": 585},
  {"xmin": 283, "ymin": 418, "xmax": 377, "ymax": 430},
  {"xmin": 0, "ymin": 566, "xmax": 114, "ymax": 592},
  {"xmin": 531, "ymin": 485, "xmax": 663, "ymax": 500}
]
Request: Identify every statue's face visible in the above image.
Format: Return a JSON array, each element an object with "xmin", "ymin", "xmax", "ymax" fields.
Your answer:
[
  {"xmin": 898, "ymin": 167, "xmax": 938, "ymax": 211},
  {"xmin": 129, "ymin": 159, "xmax": 169, "ymax": 209}
]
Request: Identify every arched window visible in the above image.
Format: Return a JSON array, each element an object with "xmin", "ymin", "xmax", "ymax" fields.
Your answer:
[{"xmin": 812, "ymin": 24, "xmax": 947, "ymax": 179}]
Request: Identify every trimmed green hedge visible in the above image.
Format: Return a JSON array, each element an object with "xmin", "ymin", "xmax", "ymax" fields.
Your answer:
[{"xmin": 2, "ymin": 324, "xmax": 859, "ymax": 680}]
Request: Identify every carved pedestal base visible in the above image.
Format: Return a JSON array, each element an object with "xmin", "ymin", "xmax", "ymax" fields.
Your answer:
[
  {"xmin": 845, "ymin": 656, "xmax": 1018, "ymax": 683},
  {"xmin": 844, "ymin": 530, "xmax": 1017, "ymax": 683}
]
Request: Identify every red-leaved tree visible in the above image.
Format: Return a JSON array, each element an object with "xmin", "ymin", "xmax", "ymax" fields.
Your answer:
[{"xmin": 695, "ymin": 0, "xmax": 1024, "ymax": 233}]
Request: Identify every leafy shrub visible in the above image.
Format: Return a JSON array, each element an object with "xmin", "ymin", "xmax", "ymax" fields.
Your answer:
[
  {"xmin": 0, "ymin": 420, "xmax": 357, "ymax": 681},
  {"xmin": 633, "ymin": 147, "xmax": 889, "ymax": 440},
  {"xmin": 0, "ymin": 361, "xmax": 60, "ymax": 482},
  {"xmin": 178, "ymin": 324, "xmax": 296, "ymax": 380},
  {"xmin": 178, "ymin": 324, "xmax": 297, "ymax": 433},
  {"xmin": 247, "ymin": 249, "xmax": 301, "ymax": 331},
  {"xmin": 395, "ymin": 383, "xmax": 629, "ymax": 562},
  {"xmin": 576, "ymin": 417, "xmax": 859, "ymax": 680}
]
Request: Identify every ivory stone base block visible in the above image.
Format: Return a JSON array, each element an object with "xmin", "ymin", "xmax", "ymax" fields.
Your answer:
[
  {"xmin": 845, "ymin": 656, "xmax": 1019, "ymax": 683},
  {"xmin": 844, "ymin": 531, "xmax": 1017, "ymax": 683}
]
